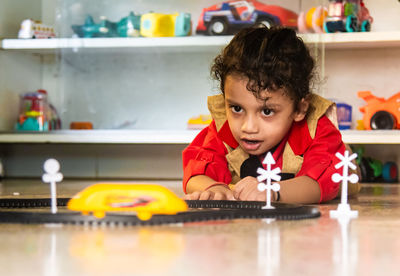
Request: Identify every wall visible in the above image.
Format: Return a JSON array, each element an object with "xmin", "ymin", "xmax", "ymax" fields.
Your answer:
[{"xmin": 1, "ymin": 0, "xmax": 400, "ymax": 179}]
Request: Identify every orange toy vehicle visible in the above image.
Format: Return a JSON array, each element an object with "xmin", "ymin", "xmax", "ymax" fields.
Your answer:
[
  {"xmin": 67, "ymin": 183, "xmax": 188, "ymax": 220},
  {"xmin": 358, "ymin": 91, "xmax": 400, "ymax": 130}
]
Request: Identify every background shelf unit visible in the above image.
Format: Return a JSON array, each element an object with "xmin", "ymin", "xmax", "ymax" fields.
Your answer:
[
  {"xmin": 2, "ymin": 31, "xmax": 400, "ymax": 53},
  {"xmin": 1, "ymin": 130, "xmax": 400, "ymax": 145}
]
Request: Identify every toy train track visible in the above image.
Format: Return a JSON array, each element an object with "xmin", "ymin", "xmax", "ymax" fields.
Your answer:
[{"xmin": 0, "ymin": 198, "xmax": 320, "ymax": 225}]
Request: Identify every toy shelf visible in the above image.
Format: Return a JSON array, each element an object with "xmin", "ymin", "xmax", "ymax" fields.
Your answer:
[
  {"xmin": 0, "ymin": 129, "xmax": 400, "ymax": 145},
  {"xmin": 0, "ymin": 36, "xmax": 233, "ymax": 53},
  {"xmin": 2, "ymin": 31, "xmax": 400, "ymax": 53},
  {"xmin": 340, "ymin": 130, "xmax": 400, "ymax": 144},
  {"xmin": 0, "ymin": 130, "xmax": 201, "ymax": 144}
]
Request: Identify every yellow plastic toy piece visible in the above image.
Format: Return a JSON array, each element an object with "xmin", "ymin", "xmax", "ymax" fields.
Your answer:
[
  {"xmin": 140, "ymin": 13, "xmax": 177, "ymax": 37},
  {"xmin": 67, "ymin": 183, "xmax": 188, "ymax": 220},
  {"xmin": 187, "ymin": 114, "xmax": 212, "ymax": 129}
]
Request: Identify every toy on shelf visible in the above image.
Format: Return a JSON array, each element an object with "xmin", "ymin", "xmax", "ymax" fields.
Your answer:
[
  {"xmin": 70, "ymin": 122, "xmax": 93, "ymax": 130},
  {"xmin": 297, "ymin": 6, "xmax": 327, "ymax": 33},
  {"xmin": 72, "ymin": 11, "xmax": 191, "ymax": 38},
  {"xmin": 18, "ymin": 19, "xmax": 56, "ymax": 39},
  {"xmin": 187, "ymin": 114, "xmax": 212, "ymax": 129},
  {"xmin": 324, "ymin": 0, "xmax": 373, "ymax": 33},
  {"xmin": 140, "ymin": 12, "xmax": 191, "ymax": 37},
  {"xmin": 352, "ymin": 146, "xmax": 398, "ymax": 183},
  {"xmin": 358, "ymin": 91, "xmax": 400, "ymax": 130},
  {"xmin": 336, "ymin": 102, "xmax": 352, "ymax": 130},
  {"xmin": 67, "ymin": 183, "xmax": 188, "ymax": 220},
  {"xmin": 72, "ymin": 12, "xmax": 141, "ymax": 38},
  {"xmin": 15, "ymin": 89, "xmax": 61, "ymax": 131},
  {"xmin": 117, "ymin": 12, "xmax": 142, "ymax": 37},
  {"xmin": 196, "ymin": 0, "xmax": 298, "ymax": 36}
]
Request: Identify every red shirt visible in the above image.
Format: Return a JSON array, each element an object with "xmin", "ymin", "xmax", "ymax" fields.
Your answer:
[{"xmin": 182, "ymin": 115, "xmax": 345, "ymax": 203}]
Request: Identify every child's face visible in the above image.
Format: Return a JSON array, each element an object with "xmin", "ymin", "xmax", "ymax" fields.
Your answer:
[{"xmin": 224, "ymin": 75, "xmax": 307, "ymax": 156}]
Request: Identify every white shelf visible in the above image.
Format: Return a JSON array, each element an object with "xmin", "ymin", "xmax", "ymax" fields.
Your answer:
[
  {"xmin": 1, "ymin": 129, "xmax": 400, "ymax": 145},
  {"xmin": 2, "ymin": 31, "xmax": 400, "ymax": 54},
  {"xmin": 0, "ymin": 36, "xmax": 233, "ymax": 54},
  {"xmin": 0, "ymin": 130, "xmax": 201, "ymax": 144},
  {"xmin": 309, "ymin": 31, "xmax": 400, "ymax": 49},
  {"xmin": 341, "ymin": 130, "xmax": 400, "ymax": 144}
]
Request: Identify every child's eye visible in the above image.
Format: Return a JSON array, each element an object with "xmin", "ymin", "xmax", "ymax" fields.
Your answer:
[
  {"xmin": 230, "ymin": 105, "xmax": 242, "ymax": 113},
  {"xmin": 262, "ymin": 108, "xmax": 274, "ymax": 116}
]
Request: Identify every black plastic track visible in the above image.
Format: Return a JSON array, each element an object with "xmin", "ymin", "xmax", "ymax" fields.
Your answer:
[
  {"xmin": 0, "ymin": 198, "xmax": 320, "ymax": 224},
  {"xmin": 0, "ymin": 205, "xmax": 320, "ymax": 225}
]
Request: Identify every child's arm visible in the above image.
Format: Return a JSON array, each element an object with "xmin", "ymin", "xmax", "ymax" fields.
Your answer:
[
  {"xmin": 233, "ymin": 176, "xmax": 321, "ymax": 203},
  {"xmin": 184, "ymin": 175, "xmax": 235, "ymax": 200}
]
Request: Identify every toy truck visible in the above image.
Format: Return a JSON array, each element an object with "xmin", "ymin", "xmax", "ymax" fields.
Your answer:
[
  {"xmin": 358, "ymin": 91, "xmax": 400, "ymax": 130},
  {"xmin": 196, "ymin": 0, "xmax": 298, "ymax": 35}
]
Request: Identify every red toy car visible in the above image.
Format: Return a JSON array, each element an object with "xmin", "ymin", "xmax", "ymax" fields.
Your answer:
[
  {"xmin": 358, "ymin": 91, "xmax": 400, "ymax": 130},
  {"xmin": 196, "ymin": 0, "xmax": 298, "ymax": 35}
]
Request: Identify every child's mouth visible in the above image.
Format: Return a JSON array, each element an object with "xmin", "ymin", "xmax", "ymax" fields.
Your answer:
[{"xmin": 241, "ymin": 139, "xmax": 262, "ymax": 151}]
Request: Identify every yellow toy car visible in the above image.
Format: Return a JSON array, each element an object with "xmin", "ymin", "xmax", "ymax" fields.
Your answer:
[{"xmin": 67, "ymin": 183, "xmax": 188, "ymax": 220}]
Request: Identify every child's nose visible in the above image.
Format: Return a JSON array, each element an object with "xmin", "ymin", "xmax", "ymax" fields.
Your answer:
[{"xmin": 241, "ymin": 116, "xmax": 258, "ymax": 133}]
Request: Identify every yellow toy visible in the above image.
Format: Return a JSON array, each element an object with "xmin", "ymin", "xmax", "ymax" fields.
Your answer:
[
  {"xmin": 140, "ymin": 12, "xmax": 191, "ymax": 37},
  {"xmin": 297, "ymin": 6, "xmax": 327, "ymax": 33},
  {"xmin": 67, "ymin": 183, "xmax": 188, "ymax": 220},
  {"xmin": 187, "ymin": 114, "xmax": 212, "ymax": 129}
]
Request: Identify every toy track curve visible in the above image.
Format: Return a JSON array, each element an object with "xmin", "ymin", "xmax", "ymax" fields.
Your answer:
[{"xmin": 0, "ymin": 198, "xmax": 320, "ymax": 225}]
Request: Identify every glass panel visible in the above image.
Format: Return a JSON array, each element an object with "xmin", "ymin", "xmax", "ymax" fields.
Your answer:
[{"xmin": 54, "ymin": 0, "xmax": 321, "ymax": 130}]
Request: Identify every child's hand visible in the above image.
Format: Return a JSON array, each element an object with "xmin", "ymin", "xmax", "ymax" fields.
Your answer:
[
  {"xmin": 184, "ymin": 184, "xmax": 235, "ymax": 200},
  {"xmin": 233, "ymin": 176, "xmax": 266, "ymax": 201}
]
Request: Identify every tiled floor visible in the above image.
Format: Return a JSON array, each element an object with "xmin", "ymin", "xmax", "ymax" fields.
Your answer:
[{"xmin": 0, "ymin": 179, "xmax": 399, "ymax": 276}]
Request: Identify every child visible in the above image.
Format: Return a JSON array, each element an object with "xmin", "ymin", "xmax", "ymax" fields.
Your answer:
[{"xmin": 182, "ymin": 26, "xmax": 359, "ymax": 204}]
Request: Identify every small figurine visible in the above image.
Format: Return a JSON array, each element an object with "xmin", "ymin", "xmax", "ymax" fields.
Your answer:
[
  {"xmin": 330, "ymin": 150, "xmax": 359, "ymax": 219},
  {"xmin": 336, "ymin": 102, "xmax": 352, "ymax": 130},
  {"xmin": 257, "ymin": 152, "xmax": 281, "ymax": 209},
  {"xmin": 42, "ymin": 159, "xmax": 63, "ymax": 214}
]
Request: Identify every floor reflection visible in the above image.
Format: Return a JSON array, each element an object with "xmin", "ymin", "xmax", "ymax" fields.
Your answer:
[{"xmin": 257, "ymin": 220, "xmax": 280, "ymax": 276}]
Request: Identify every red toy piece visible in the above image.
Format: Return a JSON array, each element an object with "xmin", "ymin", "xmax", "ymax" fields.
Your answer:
[{"xmin": 358, "ymin": 91, "xmax": 400, "ymax": 130}]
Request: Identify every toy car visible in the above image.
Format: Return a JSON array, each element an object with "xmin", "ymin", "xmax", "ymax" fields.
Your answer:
[
  {"xmin": 196, "ymin": 0, "xmax": 298, "ymax": 35},
  {"xmin": 140, "ymin": 12, "xmax": 191, "ymax": 37},
  {"xmin": 18, "ymin": 19, "xmax": 56, "ymax": 39},
  {"xmin": 324, "ymin": 0, "xmax": 373, "ymax": 33},
  {"xmin": 67, "ymin": 183, "xmax": 188, "ymax": 220},
  {"xmin": 358, "ymin": 91, "xmax": 400, "ymax": 130}
]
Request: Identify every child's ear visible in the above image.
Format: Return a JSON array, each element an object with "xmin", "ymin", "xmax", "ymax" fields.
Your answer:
[{"xmin": 293, "ymin": 98, "xmax": 309, "ymax": 122}]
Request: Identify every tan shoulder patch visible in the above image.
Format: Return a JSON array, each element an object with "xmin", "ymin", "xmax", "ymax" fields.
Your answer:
[{"xmin": 208, "ymin": 95, "xmax": 226, "ymax": 131}]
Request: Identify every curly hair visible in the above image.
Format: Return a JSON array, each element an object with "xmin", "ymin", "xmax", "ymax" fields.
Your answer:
[{"xmin": 211, "ymin": 26, "xmax": 315, "ymax": 108}]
